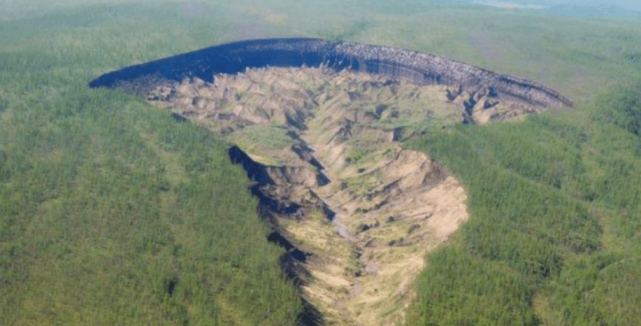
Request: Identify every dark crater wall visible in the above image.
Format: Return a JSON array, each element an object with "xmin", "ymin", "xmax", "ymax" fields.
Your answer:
[{"xmin": 89, "ymin": 37, "xmax": 572, "ymax": 108}]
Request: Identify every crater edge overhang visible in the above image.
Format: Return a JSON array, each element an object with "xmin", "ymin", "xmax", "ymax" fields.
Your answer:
[{"xmin": 89, "ymin": 37, "xmax": 573, "ymax": 108}]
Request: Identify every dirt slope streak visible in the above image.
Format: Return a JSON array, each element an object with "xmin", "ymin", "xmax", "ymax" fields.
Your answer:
[
  {"xmin": 89, "ymin": 38, "xmax": 573, "ymax": 109},
  {"xmin": 89, "ymin": 39, "xmax": 573, "ymax": 325}
]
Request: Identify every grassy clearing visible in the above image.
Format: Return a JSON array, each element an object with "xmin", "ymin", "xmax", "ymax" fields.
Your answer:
[
  {"xmin": 228, "ymin": 125, "xmax": 293, "ymax": 150},
  {"xmin": 227, "ymin": 125, "xmax": 295, "ymax": 166}
]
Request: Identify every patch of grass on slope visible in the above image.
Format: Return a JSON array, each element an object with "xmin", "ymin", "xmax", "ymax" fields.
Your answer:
[{"xmin": 405, "ymin": 85, "xmax": 641, "ymax": 325}]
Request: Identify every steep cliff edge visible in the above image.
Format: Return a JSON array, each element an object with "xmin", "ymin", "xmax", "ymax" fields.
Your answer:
[{"xmin": 89, "ymin": 38, "xmax": 572, "ymax": 109}]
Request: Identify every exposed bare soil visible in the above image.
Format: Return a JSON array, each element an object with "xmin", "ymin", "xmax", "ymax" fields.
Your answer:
[{"xmin": 146, "ymin": 66, "xmax": 545, "ymax": 325}]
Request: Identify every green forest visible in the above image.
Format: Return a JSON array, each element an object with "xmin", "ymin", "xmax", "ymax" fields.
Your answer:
[
  {"xmin": 1, "ymin": 0, "xmax": 641, "ymax": 325},
  {"xmin": 406, "ymin": 85, "xmax": 641, "ymax": 325},
  {"xmin": 0, "ymin": 72, "xmax": 302, "ymax": 325}
]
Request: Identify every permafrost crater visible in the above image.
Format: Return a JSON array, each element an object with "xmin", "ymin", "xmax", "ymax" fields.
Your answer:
[{"xmin": 90, "ymin": 38, "xmax": 572, "ymax": 326}]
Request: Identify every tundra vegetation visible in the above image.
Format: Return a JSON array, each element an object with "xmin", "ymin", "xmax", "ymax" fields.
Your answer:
[{"xmin": 1, "ymin": 0, "xmax": 641, "ymax": 325}]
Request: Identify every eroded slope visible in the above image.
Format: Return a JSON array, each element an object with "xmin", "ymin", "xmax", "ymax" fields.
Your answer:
[{"xmin": 142, "ymin": 66, "xmax": 555, "ymax": 325}]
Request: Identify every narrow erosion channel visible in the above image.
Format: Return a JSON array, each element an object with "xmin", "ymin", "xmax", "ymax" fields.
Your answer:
[
  {"xmin": 89, "ymin": 38, "xmax": 572, "ymax": 326},
  {"xmin": 228, "ymin": 145, "xmax": 323, "ymax": 326}
]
